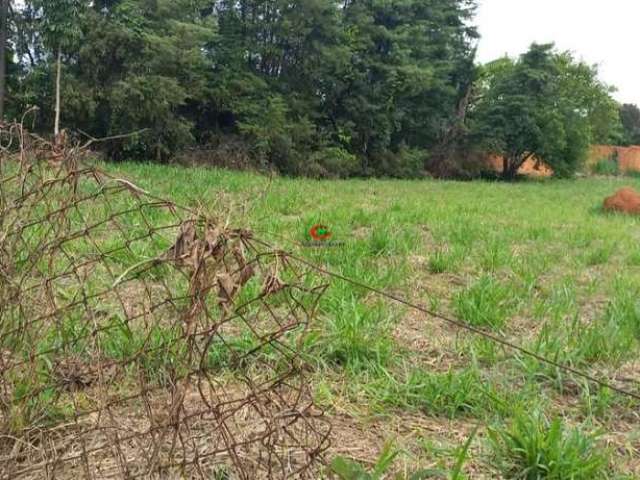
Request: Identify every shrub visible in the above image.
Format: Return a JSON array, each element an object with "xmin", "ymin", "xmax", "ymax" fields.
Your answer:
[
  {"xmin": 306, "ymin": 147, "xmax": 360, "ymax": 178},
  {"xmin": 368, "ymin": 146, "xmax": 427, "ymax": 178},
  {"xmin": 591, "ymin": 157, "xmax": 619, "ymax": 176}
]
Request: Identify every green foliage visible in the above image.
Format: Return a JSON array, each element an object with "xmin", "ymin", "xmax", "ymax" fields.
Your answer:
[
  {"xmin": 306, "ymin": 147, "xmax": 360, "ymax": 178},
  {"xmin": 330, "ymin": 430, "xmax": 478, "ymax": 480},
  {"xmin": 453, "ymin": 276, "xmax": 514, "ymax": 330},
  {"xmin": 10, "ymin": 0, "xmax": 478, "ymax": 175},
  {"xmin": 377, "ymin": 368, "xmax": 486, "ymax": 418},
  {"xmin": 330, "ymin": 443, "xmax": 400, "ymax": 480},
  {"xmin": 8, "ymin": 3, "xmax": 625, "ymax": 178},
  {"xmin": 471, "ymin": 44, "xmax": 620, "ymax": 179},
  {"xmin": 428, "ymin": 248, "xmax": 462, "ymax": 274},
  {"xmin": 488, "ymin": 411, "xmax": 611, "ymax": 479},
  {"xmin": 316, "ymin": 296, "xmax": 394, "ymax": 373},
  {"xmin": 13, "ymin": 0, "xmax": 214, "ymax": 161},
  {"xmin": 33, "ymin": 0, "xmax": 85, "ymax": 51},
  {"xmin": 619, "ymin": 103, "xmax": 640, "ymax": 146},
  {"xmin": 591, "ymin": 157, "xmax": 620, "ymax": 176}
]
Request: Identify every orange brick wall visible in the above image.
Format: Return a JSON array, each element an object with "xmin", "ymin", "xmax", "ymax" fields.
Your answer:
[
  {"xmin": 484, "ymin": 154, "xmax": 553, "ymax": 177},
  {"xmin": 588, "ymin": 145, "xmax": 640, "ymax": 173},
  {"xmin": 484, "ymin": 146, "xmax": 640, "ymax": 176}
]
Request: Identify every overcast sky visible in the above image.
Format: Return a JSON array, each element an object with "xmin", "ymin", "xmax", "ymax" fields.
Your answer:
[{"xmin": 475, "ymin": 0, "xmax": 640, "ymax": 105}]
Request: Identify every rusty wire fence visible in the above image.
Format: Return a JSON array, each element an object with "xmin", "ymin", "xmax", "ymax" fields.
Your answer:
[{"xmin": 0, "ymin": 122, "xmax": 331, "ymax": 479}]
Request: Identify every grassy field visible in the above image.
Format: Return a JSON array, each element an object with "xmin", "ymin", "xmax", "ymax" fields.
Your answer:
[{"xmin": 98, "ymin": 162, "xmax": 640, "ymax": 478}]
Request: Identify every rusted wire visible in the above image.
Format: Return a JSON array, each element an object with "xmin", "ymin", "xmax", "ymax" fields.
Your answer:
[{"xmin": 0, "ymin": 121, "xmax": 330, "ymax": 479}]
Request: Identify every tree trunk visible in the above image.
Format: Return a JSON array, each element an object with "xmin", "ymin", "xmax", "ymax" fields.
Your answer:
[
  {"xmin": 0, "ymin": 0, "xmax": 9, "ymax": 120},
  {"xmin": 503, "ymin": 152, "xmax": 535, "ymax": 180},
  {"xmin": 502, "ymin": 157, "xmax": 509, "ymax": 178},
  {"xmin": 502, "ymin": 156, "xmax": 519, "ymax": 181},
  {"xmin": 54, "ymin": 47, "xmax": 62, "ymax": 142}
]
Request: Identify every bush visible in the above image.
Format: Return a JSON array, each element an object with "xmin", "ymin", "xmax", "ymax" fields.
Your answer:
[
  {"xmin": 368, "ymin": 146, "xmax": 427, "ymax": 178},
  {"xmin": 305, "ymin": 147, "xmax": 360, "ymax": 178}
]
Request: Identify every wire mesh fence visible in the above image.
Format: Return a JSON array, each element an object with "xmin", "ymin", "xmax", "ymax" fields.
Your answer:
[{"xmin": 0, "ymin": 122, "xmax": 331, "ymax": 479}]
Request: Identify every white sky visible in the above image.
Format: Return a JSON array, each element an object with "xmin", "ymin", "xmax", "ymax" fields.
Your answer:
[{"xmin": 475, "ymin": 0, "xmax": 640, "ymax": 105}]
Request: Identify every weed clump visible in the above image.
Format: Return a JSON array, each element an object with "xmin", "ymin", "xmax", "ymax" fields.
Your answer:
[
  {"xmin": 488, "ymin": 411, "xmax": 611, "ymax": 479},
  {"xmin": 453, "ymin": 276, "xmax": 516, "ymax": 330}
]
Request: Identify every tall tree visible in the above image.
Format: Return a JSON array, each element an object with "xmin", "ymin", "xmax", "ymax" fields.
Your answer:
[
  {"xmin": 327, "ymin": 0, "xmax": 478, "ymax": 175},
  {"xmin": 471, "ymin": 44, "xmax": 619, "ymax": 179},
  {"xmin": 33, "ymin": 0, "xmax": 85, "ymax": 139},
  {"xmin": 75, "ymin": 0, "xmax": 214, "ymax": 160},
  {"xmin": 620, "ymin": 104, "xmax": 640, "ymax": 146},
  {"xmin": 0, "ymin": 0, "xmax": 8, "ymax": 120}
]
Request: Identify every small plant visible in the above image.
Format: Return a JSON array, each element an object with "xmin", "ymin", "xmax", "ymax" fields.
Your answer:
[
  {"xmin": 330, "ymin": 443, "xmax": 399, "ymax": 480},
  {"xmin": 627, "ymin": 250, "xmax": 640, "ymax": 266},
  {"xmin": 448, "ymin": 428, "xmax": 478, "ymax": 480},
  {"xmin": 331, "ymin": 431, "xmax": 478, "ymax": 480},
  {"xmin": 480, "ymin": 240, "xmax": 510, "ymax": 272},
  {"xmin": 453, "ymin": 276, "xmax": 514, "ymax": 330},
  {"xmin": 580, "ymin": 383, "xmax": 616, "ymax": 420},
  {"xmin": 487, "ymin": 410, "xmax": 610, "ymax": 479},
  {"xmin": 591, "ymin": 157, "xmax": 619, "ymax": 176},
  {"xmin": 428, "ymin": 249, "xmax": 459, "ymax": 274},
  {"xmin": 368, "ymin": 224, "xmax": 404, "ymax": 257},
  {"xmin": 377, "ymin": 368, "xmax": 485, "ymax": 418},
  {"xmin": 583, "ymin": 244, "xmax": 614, "ymax": 267},
  {"xmin": 317, "ymin": 297, "xmax": 394, "ymax": 372}
]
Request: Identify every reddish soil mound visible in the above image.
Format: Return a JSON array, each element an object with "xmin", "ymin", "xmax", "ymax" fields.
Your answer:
[{"xmin": 603, "ymin": 187, "xmax": 640, "ymax": 215}]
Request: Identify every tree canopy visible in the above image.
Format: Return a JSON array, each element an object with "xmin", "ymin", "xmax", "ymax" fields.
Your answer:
[
  {"xmin": 470, "ymin": 44, "xmax": 621, "ymax": 179},
  {"xmin": 619, "ymin": 103, "xmax": 640, "ymax": 146},
  {"xmin": 0, "ymin": 1, "xmax": 624, "ymax": 179}
]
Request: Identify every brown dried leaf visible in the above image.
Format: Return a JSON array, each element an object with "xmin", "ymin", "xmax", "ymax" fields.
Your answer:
[
  {"xmin": 238, "ymin": 264, "xmax": 255, "ymax": 287},
  {"xmin": 169, "ymin": 220, "xmax": 197, "ymax": 262},
  {"xmin": 232, "ymin": 244, "xmax": 247, "ymax": 269},
  {"xmin": 217, "ymin": 272, "xmax": 238, "ymax": 307},
  {"xmin": 189, "ymin": 239, "xmax": 207, "ymax": 270},
  {"xmin": 54, "ymin": 356, "xmax": 98, "ymax": 391},
  {"xmin": 204, "ymin": 225, "xmax": 223, "ymax": 257}
]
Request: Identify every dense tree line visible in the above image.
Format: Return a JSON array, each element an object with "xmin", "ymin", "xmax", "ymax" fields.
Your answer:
[{"xmin": 0, "ymin": 0, "xmax": 633, "ymax": 178}]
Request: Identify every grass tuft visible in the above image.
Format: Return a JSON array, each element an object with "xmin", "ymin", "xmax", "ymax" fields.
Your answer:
[
  {"xmin": 488, "ymin": 410, "xmax": 611, "ymax": 479},
  {"xmin": 453, "ymin": 276, "xmax": 515, "ymax": 330}
]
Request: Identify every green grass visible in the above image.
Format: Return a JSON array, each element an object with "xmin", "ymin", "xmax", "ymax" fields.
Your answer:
[
  {"xmin": 591, "ymin": 157, "xmax": 620, "ymax": 176},
  {"xmin": 487, "ymin": 410, "xmax": 611, "ymax": 479},
  {"xmin": 453, "ymin": 275, "xmax": 516, "ymax": 330},
  {"xmin": 12, "ymin": 160, "xmax": 640, "ymax": 477}
]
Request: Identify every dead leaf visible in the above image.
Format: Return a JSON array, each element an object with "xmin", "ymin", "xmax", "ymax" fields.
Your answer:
[
  {"xmin": 169, "ymin": 220, "xmax": 197, "ymax": 262},
  {"xmin": 232, "ymin": 244, "xmax": 247, "ymax": 269},
  {"xmin": 238, "ymin": 264, "xmax": 255, "ymax": 287},
  {"xmin": 204, "ymin": 225, "xmax": 223, "ymax": 257},
  {"xmin": 217, "ymin": 272, "xmax": 238, "ymax": 307}
]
